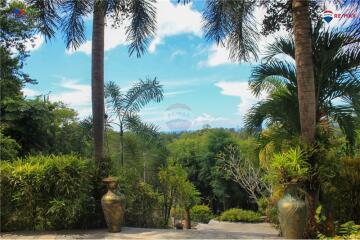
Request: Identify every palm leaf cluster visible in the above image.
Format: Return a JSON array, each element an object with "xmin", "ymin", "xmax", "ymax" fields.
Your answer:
[
  {"xmin": 105, "ymin": 78, "xmax": 163, "ymax": 165},
  {"xmin": 245, "ymin": 24, "xmax": 360, "ymax": 145},
  {"xmin": 25, "ymin": 0, "xmax": 156, "ymax": 56},
  {"xmin": 202, "ymin": 0, "xmax": 259, "ymax": 62}
]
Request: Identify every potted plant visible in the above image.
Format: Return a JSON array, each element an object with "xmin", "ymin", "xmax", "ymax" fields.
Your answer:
[{"xmin": 268, "ymin": 147, "xmax": 310, "ymax": 239}]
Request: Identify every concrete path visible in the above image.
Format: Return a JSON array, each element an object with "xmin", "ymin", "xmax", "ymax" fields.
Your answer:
[{"xmin": 1, "ymin": 220, "xmax": 280, "ymax": 239}]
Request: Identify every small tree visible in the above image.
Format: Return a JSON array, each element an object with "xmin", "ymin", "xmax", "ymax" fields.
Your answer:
[
  {"xmin": 219, "ymin": 145, "xmax": 271, "ymax": 202},
  {"xmin": 105, "ymin": 78, "xmax": 163, "ymax": 166},
  {"xmin": 177, "ymin": 180, "xmax": 200, "ymax": 229},
  {"xmin": 158, "ymin": 162, "xmax": 200, "ymax": 227}
]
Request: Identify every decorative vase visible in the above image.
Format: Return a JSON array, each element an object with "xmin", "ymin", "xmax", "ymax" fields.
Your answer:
[
  {"xmin": 278, "ymin": 183, "xmax": 307, "ymax": 239},
  {"xmin": 101, "ymin": 177, "xmax": 125, "ymax": 232}
]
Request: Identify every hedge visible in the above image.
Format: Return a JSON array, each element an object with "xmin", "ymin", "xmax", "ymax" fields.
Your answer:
[{"xmin": 0, "ymin": 155, "xmax": 98, "ymax": 231}]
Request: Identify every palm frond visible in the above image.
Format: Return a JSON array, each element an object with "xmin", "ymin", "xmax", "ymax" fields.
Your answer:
[
  {"xmin": 125, "ymin": 113, "xmax": 159, "ymax": 144},
  {"xmin": 126, "ymin": 0, "xmax": 156, "ymax": 57},
  {"xmin": 327, "ymin": 105, "xmax": 357, "ymax": 146},
  {"xmin": 245, "ymin": 88, "xmax": 299, "ymax": 134},
  {"xmin": 26, "ymin": 0, "xmax": 60, "ymax": 39},
  {"xmin": 60, "ymin": 0, "xmax": 90, "ymax": 49},
  {"xmin": 203, "ymin": 0, "xmax": 259, "ymax": 62},
  {"xmin": 123, "ymin": 77, "xmax": 163, "ymax": 114},
  {"xmin": 249, "ymin": 60, "xmax": 297, "ymax": 96},
  {"xmin": 263, "ymin": 36, "xmax": 295, "ymax": 62},
  {"xmin": 105, "ymin": 81, "xmax": 124, "ymax": 117}
]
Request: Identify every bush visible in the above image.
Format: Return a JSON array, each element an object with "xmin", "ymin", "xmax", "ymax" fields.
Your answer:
[
  {"xmin": 170, "ymin": 207, "xmax": 185, "ymax": 220},
  {"xmin": 114, "ymin": 167, "xmax": 163, "ymax": 228},
  {"xmin": 218, "ymin": 208, "xmax": 262, "ymax": 223},
  {"xmin": 322, "ymin": 157, "xmax": 360, "ymax": 224},
  {"xmin": 0, "ymin": 130, "xmax": 20, "ymax": 161},
  {"xmin": 191, "ymin": 205, "xmax": 213, "ymax": 223},
  {"xmin": 256, "ymin": 197, "xmax": 268, "ymax": 216},
  {"xmin": 0, "ymin": 155, "xmax": 96, "ymax": 231}
]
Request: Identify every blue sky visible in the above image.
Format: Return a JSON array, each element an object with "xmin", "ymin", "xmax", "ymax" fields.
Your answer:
[{"xmin": 21, "ymin": 0, "xmax": 348, "ymax": 131}]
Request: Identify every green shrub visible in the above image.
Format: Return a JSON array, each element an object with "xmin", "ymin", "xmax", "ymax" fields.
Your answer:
[
  {"xmin": 191, "ymin": 205, "xmax": 213, "ymax": 223},
  {"xmin": 266, "ymin": 147, "xmax": 310, "ymax": 185},
  {"xmin": 0, "ymin": 130, "xmax": 20, "ymax": 161},
  {"xmin": 322, "ymin": 157, "xmax": 360, "ymax": 223},
  {"xmin": 0, "ymin": 155, "xmax": 96, "ymax": 231},
  {"xmin": 114, "ymin": 167, "xmax": 163, "ymax": 228},
  {"xmin": 219, "ymin": 208, "xmax": 262, "ymax": 223},
  {"xmin": 256, "ymin": 197, "xmax": 268, "ymax": 216},
  {"xmin": 170, "ymin": 207, "xmax": 185, "ymax": 220}
]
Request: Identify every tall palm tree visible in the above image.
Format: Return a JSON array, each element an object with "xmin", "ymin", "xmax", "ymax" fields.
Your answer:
[
  {"xmin": 27, "ymin": 0, "xmax": 157, "ymax": 163},
  {"xmin": 248, "ymin": 18, "xmax": 359, "ymax": 234},
  {"xmin": 245, "ymin": 24, "xmax": 360, "ymax": 153},
  {"xmin": 105, "ymin": 78, "xmax": 163, "ymax": 166}
]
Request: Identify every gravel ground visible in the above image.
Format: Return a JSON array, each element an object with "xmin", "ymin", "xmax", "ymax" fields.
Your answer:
[{"xmin": 1, "ymin": 220, "xmax": 280, "ymax": 239}]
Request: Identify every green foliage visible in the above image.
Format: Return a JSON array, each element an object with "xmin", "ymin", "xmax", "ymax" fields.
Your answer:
[
  {"xmin": 246, "ymin": 24, "xmax": 360, "ymax": 148},
  {"xmin": 256, "ymin": 197, "xmax": 268, "ymax": 216},
  {"xmin": 191, "ymin": 205, "xmax": 213, "ymax": 223},
  {"xmin": 1, "ymin": 98, "xmax": 92, "ymax": 157},
  {"xmin": 337, "ymin": 221, "xmax": 359, "ymax": 236},
  {"xmin": 322, "ymin": 156, "xmax": 360, "ymax": 223},
  {"xmin": 113, "ymin": 167, "xmax": 163, "ymax": 227},
  {"xmin": 218, "ymin": 208, "xmax": 262, "ymax": 223},
  {"xmin": 266, "ymin": 147, "xmax": 310, "ymax": 185},
  {"xmin": 170, "ymin": 207, "xmax": 185, "ymax": 220},
  {"xmin": 168, "ymin": 129, "xmax": 250, "ymax": 212},
  {"xmin": 0, "ymin": 127, "xmax": 21, "ymax": 161},
  {"xmin": 158, "ymin": 162, "xmax": 200, "ymax": 224},
  {"xmin": 105, "ymin": 79, "xmax": 163, "ymax": 166},
  {"xmin": 0, "ymin": 155, "xmax": 96, "ymax": 231}
]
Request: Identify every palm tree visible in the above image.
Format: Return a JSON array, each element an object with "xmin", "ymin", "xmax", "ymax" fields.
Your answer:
[
  {"xmin": 28, "ymin": 0, "xmax": 157, "ymax": 163},
  {"xmin": 291, "ymin": 0, "xmax": 316, "ymax": 144},
  {"xmin": 105, "ymin": 77, "xmax": 163, "ymax": 166},
  {"xmin": 245, "ymin": 24, "xmax": 360, "ymax": 148}
]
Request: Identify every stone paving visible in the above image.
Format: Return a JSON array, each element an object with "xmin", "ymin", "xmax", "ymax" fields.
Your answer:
[{"xmin": 1, "ymin": 220, "xmax": 280, "ymax": 239}]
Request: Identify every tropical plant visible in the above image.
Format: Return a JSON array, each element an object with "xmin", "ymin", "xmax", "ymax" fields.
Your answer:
[
  {"xmin": 0, "ymin": 155, "xmax": 95, "ymax": 231},
  {"xmin": 265, "ymin": 147, "xmax": 310, "ymax": 186},
  {"xmin": 218, "ymin": 208, "xmax": 262, "ymax": 223},
  {"xmin": 105, "ymin": 78, "xmax": 163, "ymax": 166},
  {"xmin": 25, "ymin": 0, "xmax": 157, "ymax": 163},
  {"xmin": 191, "ymin": 205, "xmax": 213, "ymax": 223},
  {"xmin": 245, "ymin": 24, "xmax": 360, "ymax": 147}
]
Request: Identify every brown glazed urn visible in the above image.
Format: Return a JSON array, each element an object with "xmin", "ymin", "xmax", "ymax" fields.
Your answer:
[{"xmin": 101, "ymin": 177, "xmax": 125, "ymax": 232}]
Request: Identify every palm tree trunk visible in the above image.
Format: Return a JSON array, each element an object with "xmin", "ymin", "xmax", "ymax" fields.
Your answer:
[
  {"xmin": 91, "ymin": 2, "xmax": 105, "ymax": 164},
  {"xmin": 184, "ymin": 208, "xmax": 191, "ymax": 229},
  {"xmin": 292, "ymin": 0, "xmax": 316, "ymax": 144},
  {"xmin": 120, "ymin": 122, "xmax": 124, "ymax": 166},
  {"xmin": 292, "ymin": 0, "xmax": 318, "ymax": 237}
]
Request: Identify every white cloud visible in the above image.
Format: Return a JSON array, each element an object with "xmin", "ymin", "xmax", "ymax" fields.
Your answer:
[
  {"xmin": 22, "ymin": 87, "xmax": 40, "ymax": 97},
  {"xmin": 68, "ymin": 0, "xmax": 202, "ymax": 55},
  {"xmin": 50, "ymin": 78, "xmax": 92, "ymax": 118},
  {"xmin": 198, "ymin": 43, "xmax": 232, "ymax": 67},
  {"xmin": 164, "ymin": 89, "xmax": 194, "ymax": 96},
  {"xmin": 170, "ymin": 49, "xmax": 186, "ymax": 60},
  {"xmin": 192, "ymin": 113, "xmax": 228, "ymax": 127},
  {"xmin": 149, "ymin": 0, "xmax": 202, "ymax": 52},
  {"xmin": 215, "ymin": 81, "xmax": 264, "ymax": 119}
]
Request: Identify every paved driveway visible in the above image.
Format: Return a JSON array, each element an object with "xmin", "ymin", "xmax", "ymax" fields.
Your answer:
[{"xmin": 1, "ymin": 220, "xmax": 280, "ymax": 239}]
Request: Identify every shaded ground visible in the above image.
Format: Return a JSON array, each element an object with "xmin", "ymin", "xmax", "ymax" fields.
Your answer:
[{"xmin": 1, "ymin": 220, "xmax": 280, "ymax": 239}]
